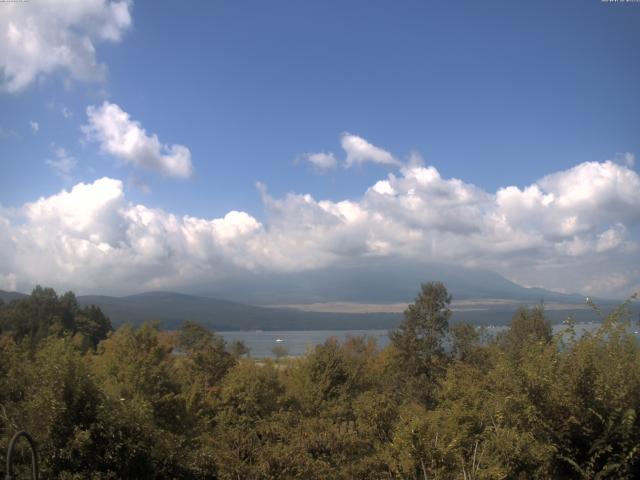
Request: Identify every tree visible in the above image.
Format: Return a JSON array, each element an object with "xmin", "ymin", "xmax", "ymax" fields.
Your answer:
[
  {"xmin": 74, "ymin": 304, "xmax": 112, "ymax": 348},
  {"xmin": 227, "ymin": 339, "xmax": 250, "ymax": 358},
  {"xmin": 450, "ymin": 322, "xmax": 489, "ymax": 368},
  {"xmin": 92, "ymin": 323, "xmax": 183, "ymax": 430},
  {"xmin": 0, "ymin": 287, "xmax": 111, "ymax": 349},
  {"xmin": 498, "ymin": 305, "xmax": 552, "ymax": 356},
  {"xmin": 0, "ymin": 336, "xmax": 104, "ymax": 478},
  {"xmin": 389, "ymin": 282, "xmax": 452, "ymax": 406},
  {"xmin": 176, "ymin": 321, "xmax": 236, "ymax": 389},
  {"xmin": 289, "ymin": 338, "xmax": 358, "ymax": 416},
  {"xmin": 272, "ymin": 344, "xmax": 288, "ymax": 362},
  {"xmin": 212, "ymin": 361, "xmax": 285, "ymax": 478}
]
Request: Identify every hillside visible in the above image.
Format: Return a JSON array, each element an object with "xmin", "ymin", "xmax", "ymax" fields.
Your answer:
[
  {"xmin": 7, "ymin": 289, "xmax": 619, "ymax": 330},
  {"xmin": 76, "ymin": 291, "xmax": 401, "ymax": 331},
  {"xmin": 0, "ymin": 290, "xmax": 28, "ymax": 303},
  {"xmin": 197, "ymin": 258, "xmax": 587, "ymax": 305}
]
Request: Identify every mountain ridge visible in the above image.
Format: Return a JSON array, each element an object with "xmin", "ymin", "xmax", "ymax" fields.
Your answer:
[
  {"xmin": 195, "ymin": 259, "xmax": 587, "ymax": 305},
  {"xmin": 0, "ymin": 262, "xmax": 615, "ymax": 331}
]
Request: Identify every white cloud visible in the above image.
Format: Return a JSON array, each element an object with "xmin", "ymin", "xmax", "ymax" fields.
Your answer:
[
  {"xmin": 0, "ymin": 0, "xmax": 132, "ymax": 93},
  {"xmin": 29, "ymin": 120, "xmax": 39, "ymax": 132},
  {"xmin": 371, "ymin": 180, "xmax": 396, "ymax": 196},
  {"xmin": 583, "ymin": 273, "xmax": 636, "ymax": 297},
  {"xmin": 0, "ymin": 273, "xmax": 17, "ymax": 292},
  {"xmin": 24, "ymin": 177, "xmax": 126, "ymax": 244},
  {"xmin": 0, "ymin": 126, "xmax": 17, "ymax": 139},
  {"xmin": 341, "ymin": 133, "xmax": 400, "ymax": 168},
  {"xmin": 46, "ymin": 146, "xmax": 77, "ymax": 180},
  {"xmin": 1, "ymin": 155, "xmax": 639, "ymax": 297},
  {"xmin": 83, "ymin": 101, "xmax": 193, "ymax": 178},
  {"xmin": 624, "ymin": 152, "xmax": 635, "ymax": 168},
  {"xmin": 300, "ymin": 152, "xmax": 337, "ymax": 172},
  {"xmin": 495, "ymin": 161, "xmax": 640, "ymax": 240}
]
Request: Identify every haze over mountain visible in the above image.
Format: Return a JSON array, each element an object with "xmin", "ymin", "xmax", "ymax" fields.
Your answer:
[
  {"xmin": 2, "ymin": 260, "xmax": 621, "ymax": 332},
  {"xmin": 196, "ymin": 258, "xmax": 586, "ymax": 306}
]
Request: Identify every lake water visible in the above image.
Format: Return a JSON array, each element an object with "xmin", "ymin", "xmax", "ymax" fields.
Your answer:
[
  {"xmin": 221, "ymin": 329, "xmax": 391, "ymax": 358},
  {"xmin": 220, "ymin": 322, "xmax": 639, "ymax": 358}
]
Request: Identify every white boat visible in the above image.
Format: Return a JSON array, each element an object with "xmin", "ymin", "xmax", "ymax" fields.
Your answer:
[{"xmin": 275, "ymin": 338, "xmax": 284, "ymax": 342}]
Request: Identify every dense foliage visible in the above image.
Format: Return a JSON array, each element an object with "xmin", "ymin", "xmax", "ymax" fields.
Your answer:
[{"xmin": 1, "ymin": 284, "xmax": 639, "ymax": 479}]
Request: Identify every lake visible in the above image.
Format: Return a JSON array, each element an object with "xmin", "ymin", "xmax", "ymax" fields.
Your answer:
[
  {"xmin": 221, "ymin": 329, "xmax": 391, "ymax": 358},
  {"xmin": 220, "ymin": 322, "xmax": 639, "ymax": 358}
]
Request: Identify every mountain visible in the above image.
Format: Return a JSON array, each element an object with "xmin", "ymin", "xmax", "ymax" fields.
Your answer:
[
  {"xmin": 69, "ymin": 291, "xmax": 625, "ymax": 330},
  {"xmin": 1, "ymin": 287, "xmax": 625, "ymax": 331},
  {"xmin": 196, "ymin": 258, "xmax": 586, "ymax": 305},
  {"xmin": 1, "ymin": 261, "xmax": 620, "ymax": 331},
  {"xmin": 0, "ymin": 290, "xmax": 28, "ymax": 303},
  {"xmin": 76, "ymin": 291, "xmax": 401, "ymax": 331}
]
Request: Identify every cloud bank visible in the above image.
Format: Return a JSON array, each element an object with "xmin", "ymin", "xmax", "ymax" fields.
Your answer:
[
  {"xmin": 0, "ymin": 0, "xmax": 132, "ymax": 92},
  {"xmin": 83, "ymin": 102, "xmax": 193, "ymax": 178},
  {"xmin": 1, "ymin": 158, "xmax": 638, "ymax": 297}
]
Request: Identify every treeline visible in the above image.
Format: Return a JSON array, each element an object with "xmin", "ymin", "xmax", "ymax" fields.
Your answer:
[{"xmin": 0, "ymin": 284, "xmax": 639, "ymax": 479}]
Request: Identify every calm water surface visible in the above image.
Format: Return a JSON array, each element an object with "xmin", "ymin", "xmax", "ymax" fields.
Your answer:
[
  {"xmin": 220, "ymin": 322, "xmax": 638, "ymax": 358},
  {"xmin": 221, "ymin": 329, "xmax": 390, "ymax": 358}
]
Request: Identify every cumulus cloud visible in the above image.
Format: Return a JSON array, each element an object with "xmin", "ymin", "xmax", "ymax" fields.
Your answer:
[
  {"xmin": 83, "ymin": 101, "xmax": 193, "ymax": 178},
  {"xmin": 341, "ymin": 133, "xmax": 400, "ymax": 168},
  {"xmin": 0, "ymin": 0, "xmax": 132, "ymax": 92},
  {"xmin": 1, "ymin": 157, "xmax": 639, "ymax": 297},
  {"xmin": 496, "ymin": 161, "xmax": 640, "ymax": 239},
  {"xmin": 300, "ymin": 152, "xmax": 337, "ymax": 172},
  {"xmin": 29, "ymin": 120, "xmax": 39, "ymax": 132}
]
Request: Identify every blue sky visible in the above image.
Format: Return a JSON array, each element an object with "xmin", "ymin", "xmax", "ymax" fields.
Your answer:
[{"xmin": 1, "ymin": 0, "xmax": 639, "ymax": 298}]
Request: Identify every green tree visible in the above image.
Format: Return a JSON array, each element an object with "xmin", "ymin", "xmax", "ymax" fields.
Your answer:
[
  {"xmin": 389, "ymin": 281, "xmax": 452, "ymax": 406},
  {"xmin": 287, "ymin": 337, "xmax": 367, "ymax": 418},
  {"xmin": 0, "ymin": 336, "xmax": 104, "ymax": 478},
  {"xmin": 92, "ymin": 323, "xmax": 185, "ymax": 432},
  {"xmin": 497, "ymin": 305, "xmax": 552, "ymax": 356},
  {"xmin": 212, "ymin": 361, "xmax": 285, "ymax": 479},
  {"xmin": 90, "ymin": 322, "xmax": 194, "ymax": 478},
  {"xmin": 0, "ymin": 287, "xmax": 111, "ymax": 348},
  {"xmin": 450, "ymin": 322, "xmax": 490, "ymax": 369},
  {"xmin": 176, "ymin": 321, "xmax": 236, "ymax": 391}
]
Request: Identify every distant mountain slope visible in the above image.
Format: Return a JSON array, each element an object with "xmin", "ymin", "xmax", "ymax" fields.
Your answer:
[
  {"xmin": 77, "ymin": 291, "xmax": 401, "ymax": 331},
  {"xmin": 0, "ymin": 290, "xmax": 28, "ymax": 303},
  {"xmin": 0, "ymin": 260, "xmax": 618, "ymax": 332},
  {"xmin": 1, "ymin": 288, "xmax": 623, "ymax": 330},
  {"xmin": 198, "ymin": 258, "xmax": 586, "ymax": 305},
  {"xmin": 77, "ymin": 291, "xmax": 615, "ymax": 330}
]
